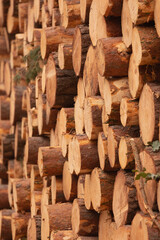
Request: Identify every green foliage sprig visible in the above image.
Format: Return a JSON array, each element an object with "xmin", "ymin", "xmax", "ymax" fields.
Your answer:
[
  {"xmin": 133, "ymin": 168, "xmax": 160, "ymax": 182},
  {"xmin": 147, "ymin": 140, "xmax": 160, "ymax": 152}
]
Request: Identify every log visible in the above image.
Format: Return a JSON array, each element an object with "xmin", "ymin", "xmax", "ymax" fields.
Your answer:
[
  {"xmin": 46, "ymin": 53, "xmax": 78, "ymax": 108},
  {"xmin": 25, "ymin": 136, "xmax": 50, "ymax": 164},
  {"xmin": 7, "ymin": 7, "xmax": 19, "ymax": 34},
  {"xmin": 132, "ymin": 26, "xmax": 160, "ymax": 66},
  {"xmin": 135, "ymin": 147, "xmax": 160, "ymax": 213},
  {"xmin": 31, "ymin": 165, "xmax": 43, "ymax": 192},
  {"xmin": 0, "ymin": 0, "xmax": 10, "ymax": 27},
  {"xmin": 98, "ymin": 210, "xmax": 116, "ymax": 240},
  {"xmin": 14, "ymin": 159, "xmax": 23, "ymax": 178},
  {"xmin": 58, "ymin": 43, "xmax": 73, "ymax": 70},
  {"xmin": 13, "ymin": 178, "xmax": 31, "ymax": 212},
  {"xmin": 113, "ymin": 170, "xmax": 139, "ymax": 228},
  {"xmin": 11, "ymin": 212, "xmax": 30, "ymax": 240},
  {"xmin": 4, "ymin": 61, "xmax": 11, "ymax": 96},
  {"xmin": 96, "ymin": 37, "xmax": 131, "ymax": 77},
  {"xmin": 84, "ymin": 96, "xmax": 103, "ymax": 140},
  {"xmin": 112, "ymin": 226, "xmax": 131, "ymax": 240},
  {"xmin": 42, "ymin": 4, "xmax": 52, "ymax": 28},
  {"xmin": 10, "ymin": 85, "xmax": 27, "ymax": 125},
  {"xmin": 72, "ymin": 25, "xmax": 91, "ymax": 76},
  {"xmin": 0, "ymin": 209, "xmax": 13, "ymax": 240},
  {"xmin": 108, "ymin": 126, "xmax": 139, "ymax": 168},
  {"xmin": 48, "ymin": 0, "xmax": 58, "ymax": 14},
  {"xmin": 100, "ymin": 0, "xmax": 123, "ymax": 16},
  {"xmin": 128, "ymin": 0, "xmax": 154, "ymax": 25},
  {"xmin": 83, "ymin": 45, "xmax": 98, "ymax": 97},
  {"xmin": 77, "ymin": 174, "xmax": 85, "ymax": 199},
  {"xmin": 0, "ymin": 163, "xmax": 7, "ymax": 180},
  {"xmin": 31, "ymin": 190, "xmax": 42, "ymax": 217},
  {"xmin": 128, "ymin": 54, "xmax": 160, "ymax": 98},
  {"xmin": 84, "ymin": 174, "xmax": 92, "ymax": 210},
  {"xmin": 51, "ymin": 176, "xmax": 66, "ymax": 204},
  {"xmin": 21, "ymin": 117, "xmax": 28, "ymax": 140},
  {"xmin": 74, "ymin": 97, "xmax": 84, "ymax": 134},
  {"xmin": 68, "ymin": 134, "xmax": 99, "ymax": 175},
  {"xmin": 0, "ymin": 97, "xmax": 10, "ymax": 120},
  {"xmin": 14, "ymin": 122, "xmax": 25, "ymax": 160},
  {"xmin": 101, "ymin": 105, "xmax": 109, "ymax": 138},
  {"xmin": 1, "ymin": 134, "xmax": 15, "ymax": 165},
  {"xmin": 27, "ymin": 215, "xmax": 41, "ymax": 240},
  {"xmin": 120, "ymin": 98, "xmax": 139, "ymax": 127},
  {"xmin": 18, "ymin": 3, "xmax": 28, "ymax": 33},
  {"xmin": 27, "ymin": 3, "xmax": 34, "ymax": 43},
  {"xmin": 139, "ymin": 83, "xmax": 160, "ymax": 145},
  {"xmin": 50, "ymin": 230, "xmax": 76, "ymax": 240},
  {"xmin": 77, "ymin": 77, "xmax": 85, "ymax": 108},
  {"xmin": 41, "ymin": 26, "xmax": 74, "ymax": 59},
  {"xmin": 0, "ymin": 184, "xmax": 10, "ymax": 209},
  {"xmin": 63, "ymin": 161, "xmax": 78, "ymax": 201},
  {"xmin": 118, "ymin": 137, "xmax": 144, "ymax": 170},
  {"xmin": 91, "ymin": 168, "xmax": 115, "ymax": 212},
  {"xmin": 80, "ymin": 0, "xmax": 92, "ymax": 23},
  {"xmin": 157, "ymin": 181, "xmax": 160, "ymax": 212},
  {"xmin": 61, "ymin": 133, "xmax": 74, "ymax": 157},
  {"xmin": 130, "ymin": 212, "xmax": 160, "ymax": 240},
  {"xmin": 0, "ymin": 120, "xmax": 11, "ymax": 137},
  {"xmin": 121, "ymin": 0, "xmax": 133, "ymax": 48},
  {"xmin": 27, "ymin": 108, "xmax": 39, "ymax": 137},
  {"xmin": 155, "ymin": 0, "xmax": 160, "ymax": 37},
  {"xmin": 52, "ymin": 8, "xmax": 61, "ymax": 27},
  {"xmin": 72, "ymin": 198, "xmax": 99, "ymax": 236},
  {"xmin": 38, "ymin": 146, "xmax": 67, "ymax": 177}
]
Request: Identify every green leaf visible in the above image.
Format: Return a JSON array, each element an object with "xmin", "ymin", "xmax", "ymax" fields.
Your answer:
[{"xmin": 152, "ymin": 140, "xmax": 160, "ymax": 152}]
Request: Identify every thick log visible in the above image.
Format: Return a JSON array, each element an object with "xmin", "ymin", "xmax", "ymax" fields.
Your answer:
[
  {"xmin": 0, "ymin": 0, "xmax": 10, "ymax": 27},
  {"xmin": 4, "ymin": 61, "xmax": 11, "ymax": 96},
  {"xmin": 0, "ymin": 120, "xmax": 12, "ymax": 137},
  {"xmin": 48, "ymin": 0, "xmax": 58, "ymax": 14},
  {"xmin": 0, "ymin": 163, "xmax": 7, "ymax": 180},
  {"xmin": 84, "ymin": 97, "xmax": 103, "ymax": 140},
  {"xmin": 0, "ymin": 97, "xmax": 10, "ymax": 120},
  {"xmin": 50, "ymin": 230, "xmax": 76, "ymax": 240},
  {"xmin": 14, "ymin": 122, "xmax": 25, "ymax": 160},
  {"xmin": 112, "ymin": 226, "xmax": 131, "ymax": 240},
  {"xmin": 63, "ymin": 161, "xmax": 78, "ymax": 201},
  {"xmin": 41, "ymin": 26, "xmax": 74, "ymax": 59},
  {"xmin": 101, "ymin": 105, "xmax": 109, "ymax": 138},
  {"xmin": 46, "ymin": 53, "xmax": 78, "ymax": 108},
  {"xmin": 27, "ymin": 108, "xmax": 39, "ymax": 137},
  {"xmin": 77, "ymin": 77, "xmax": 85, "ymax": 108},
  {"xmin": 72, "ymin": 198, "xmax": 99, "ymax": 236},
  {"xmin": 52, "ymin": 8, "xmax": 61, "ymax": 27},
  {"xmin": 83, "ymin": 45, "xmax": 98, "ymax": 97},
  {"xmin": 84, "ymin": 174, "xmax": 92, "ymax": 210},
  {"xmin": 118, "ymin": 137, "xmax": 144, "ymax": 170},
  {"xmin": 58, "ymin": 43, "xmax": 73, "ymax": 70},
  {"xmin": 11, "ymin": 212, "xmax": 30, "ymax": 240},
  {"xmin": 31, "ymin": 165, "xmax": 43, "ymax": 192},
  {"xmin": 10, "ymin": 85, "xmax": 27, "ymax": 125},
  {"xmin": 14, "ymin": 159, "xmax": 23, "ymax": 178},
  {"xmin": 0, "ymin": 209, "xmax": 13, "ymax": 240},
  {"xmin": 108, "ymin": 126, "xmax": 139, "ymax": 168},
  {"xmin": 74, "ymin": 97, "xmax": 84, "ymax": 134},
  {"xmin": 91, "ymin": 168, "xmax": 115, "ymax": 212},
  {"xmin": 31, "ymin": 190, "xmax": 42, "ymax": 217},
  {"xmin": 38, "ymin": 146, "xmax": 67, "ymax": 177},
  {"xmin": 27, "ymin": 215, "xmax": 41, "ymax": 240},
  {"xmin": 68, "ymin": 134, "xmax": 99, "ymax": 175},
  {"xmin": 128, "ymin": 0, "xmax": 154, "ymax": 25},
  {"xmin": 77, "ymin": 174, "xmax": 85, "ymax": 199},
  {"xmin": 27, "ymin": 3, "xmax": 34, "ymax": 43},
  {"xmin": 13, "ymin": 178, "xmax": 31, "ymax": 212},
  {"xmin": 7, "ymin": 6, "xmax": 19, "ymax": 34},
  {"xmin": 100, "ymin": 0, "xmax": 122, "ymax": 16},
  {"xmin": 130, "ymin": 212, "xmax": 160, "ymax": 240},
  {"xmin": 51, "ymin": 176, "xmax": 66, "ymax": 204},
  {"xmin": 155, "ymin": 0, "xmax": 160, "ymax": 37},
  {"xmin": 42, "ymin": 4, "xmax": 52, "ymax": 28},
  {"xmin": 96, "ymin": 37, "xmax": 131, "ymax": 77},
  {"xmin": 113, "ymin": 170, "xmax": 139, "ymax": 228},
  {"xmin": 1, "ymin": 134, "xmax": 14, "ymax": 165},
  {"xmin": 139, "ymin": 83, "xmax": 160, "ymax": 145},
  {"xmin": 21, "ymin": 117, "xmax": 28, "ymax": 140},
  {"xmin": 72, "ymin": 25, "xmax": 91, "ymax": 76},
  {"xmin": 18, "ymin": 3, "xmax": 28, "ymax": 33},
  {"xmin": 120, "ymin": 98, "xmax": 139, "ymax": 127},
  {"xmin": 25, "ymin": 136, "xmax": 50, "ymax": 164},
  {"xmin": 61, "ymin": 133, "xmax": 74, "ymax": 157},
  {"xmin": 80, "ymin": 0, "xmax": 92, "ymax": 23},
  {"xmin": 0, "ymin": 184, "xmax": 10, "ymax": 209},
  {"xmin": 98, "ymin": 210, "xmax": 116, "ymax": 240},
  {"xmin": 132, "ymin": 26, "xmax": 160, "ymax": 66}
]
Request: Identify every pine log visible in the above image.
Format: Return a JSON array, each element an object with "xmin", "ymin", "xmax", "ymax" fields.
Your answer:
[
  {"xmin": 121, "ymin": 0, "xmax": 133, "ymax": 48},
  {"xmin": 72, "ymin": 25, "xmax": 91, "ymax": 76},
  {"xmin": 18, "ymin": 3, "xmax": 28, "ymax": 33},
  {"xmin": 135, "ymin": 147, "xmax": 160, "ymax": 213},
  {"xmin": 27, "ymin": 82, "xmax": 36, "ymax": 111},
  {"xmin": 0, "ymin": 209, "xmax": 13, "ymax": 240},
  {"xmin": 21, "ymin": 117, "xmax": 28, "ymax": 140},
  {"xmin": 72, "ymin": 198, "xmax": 99, "ymax": 236},
  {"xmin": 83, "ymin": 45, "xmax": 98, "ymax": 97},
  {"xmin": 77, "ymin": 238, "xmax": 98, "ymax": 240},
  {"xmin": 51, "ymin": 176, "xmax": 66, "ymax": 204},
  {"xmin": 112, "ymin": 226, "xmax": 131, "ymax": 240},
  {"xmin": 46, "ymin": 53, "xmax": 78, "ymax": 108},
  {"xmin": 108, "ymin": 126, "xmax": 139, "ymax": 169},
  {"xmin": 84, "ymin": 96, "xmax": 103, "ymax": 140},
  {"xmin": 10, "ymin": 85, "xmax": 27, "ymax": 125},
  {"xmin": 4, "ymin": 61, "xmax": 11, "ymax": 96},
  {"xmin": 113, "ymin": 170, "xmax": 138, "ymax": 228},
  {"xmin": 118, "ymin": 137, "xmax": 144, "ymax": 170},
  {"xmin": 27, "ymin": 215, "xmax": 41, "ymax": 240},
  {"xmin": 91, "ymin": 168, "xmax": 115, "ymax": 212},
  {"xmin": 31, "ymin": 165, "xmax": 43, "ymax": 192},
  {"xmin": 0, "ymin": 120, "xmax": 12, "ymax": 137},
  {"xmin": 139, "ymin": 83, "xmax": 160, "ymax": 145},
  {"xmin": 38, "ymin": 146, "xmax": 67, "ymax": 177},
  {"xmin": 14, "ymin": 159, "xmax": 23, "ymax": 178},
  {"xmin": 128, "ymin": 0, "xmax": 154, "ymax": 25},
  {"xmin": 74, "ymin": 97, "xmax": 84, "ymax": 134},
  {"xmin": 128, "ymin": 54, "xmax": 160, "ymax": 98},
  {"xmin": 0, "ymin": 184, "xmax": 10, "ymax": 209},
  {"xmin": 77, "ymin": 77, "xmax": 85, "ymax": 108},
  {"xmin": 50, "ymin": 230, "xmax": 76, "ymax": 240},
  {"xmin": 96, "ymin": 37, "xmax": 131, "ymax": 77},
  {"xmin": 7, "ymin": 7, "xmax": 19, "ymax": 34},
  {"xmin": 61, "ymin": 133, "xmax": 74, "ymax": 157},
  {"xmin": 157, "ymin": 181, "xmax": 160, "ymax": 211},
  {"xmin": 27, "ymin": 3, "xmax": 34, "ymax": 43},
  {"xmin": 132, "ymin": 26, "xmax": 160, "ymax": 66},
  {"xmin": 31, "ymin": 190, "xmax": 42, "ymax": 217},
  {"xmin": 58, "ymin": 43, "xmax": 73, "ymax": 70},
  {"xmin": 0, "ymin": 0, "xmax": 10, "ymax": 27},
  {"xmin": 13, "ymin": 178, "xmax": 31, "ymax": 212},
  {"xmin": 41, "ymin": 26, "xmax": 74, "ymax": 59},
  {"xmin": 84, "ymin": 174, "xmax": 92, "ymax": 210},
  {"xmin": 68, "ymin": 134, "xmax": 99, "ymax": 175},
  {"xmin": 1, "ymin": 134, "xmax": 15, "ymax": 165},
  {"xmin": 98, "ymin": 210, "xmax": 116, "ymax": 240},
  {"xmin": 33, "ymin": 28, "xmax": 42, "ymax": 48},
  {"xmin": 155, "ymin": 0, "xmax": 160, "ymax": 37},
  {"xmin": 63, "ymin": 161, "xmax": 78, "ymax": 201},
  {"xmin": 130, "ymin": 212, "xmax": 160, "ymax": 240},
  {"xmin": 42, "ymin": 4, "xmax": 52, "ymax": 28},
  {"xmin": 11, "ymin": 212, "xmax": 30, "ymax": 240},
  {"xmin": 48, "ymin": 0, "xmax": 58, "ymax": 14},
  {"xmin": 25, "ymin": 136, "xmax": 50, "ymax": 164},
  {"xmin": 101, "ymin": 105, "xmax": 109, "ymax": 138},
  {"xmin": 77, "ymin": 174, "xmax": 85, "ymax": 199},
  {"xmin": 99, "ymin": 0, "xmax": 123, "ymax": 17},
  {"xmin": 120, "ymin": 98, "xmax": 139, "ymax": 127},
  {"xmin": 27, "ymin": 108, "xmax": 39, "ymax": 137},
  {"xmin": 14, "ymin": 122, "xmax": 25, "ymax": 160},
  {"xmin": 52, "ymin": 8, "xmax": 61, "ymax": 27},
  {"xmin": 0, "ymin": 163, "xmax": 7, "ymax": 180},
  {"xmin": 0, "ymin": 97, "xmax": 10, "ymax": 120},
  {"xmin": 80, "ymin": 0, "xmax": 92, "ymax": 23}
]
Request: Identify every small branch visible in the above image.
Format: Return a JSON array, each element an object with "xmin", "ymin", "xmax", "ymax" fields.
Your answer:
[{"xmin": 130, "ymin": 138, "xmax": 160, "ymax": 230}]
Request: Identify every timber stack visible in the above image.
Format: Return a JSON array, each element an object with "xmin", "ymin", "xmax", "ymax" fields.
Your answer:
[{"xmin": 0, "ymin": 0, "xmax": 160, "ymax": 239}]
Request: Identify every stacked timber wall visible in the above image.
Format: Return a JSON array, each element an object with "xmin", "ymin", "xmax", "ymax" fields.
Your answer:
[{"xmin": 0, "ymin": 0, "xmax": 160, "ymax": 239}]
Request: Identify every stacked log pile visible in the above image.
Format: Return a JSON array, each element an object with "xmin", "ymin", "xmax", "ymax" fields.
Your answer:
[{"xmin": 0, "ymin": 0, "xmax": 160, "ymax": 239}]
